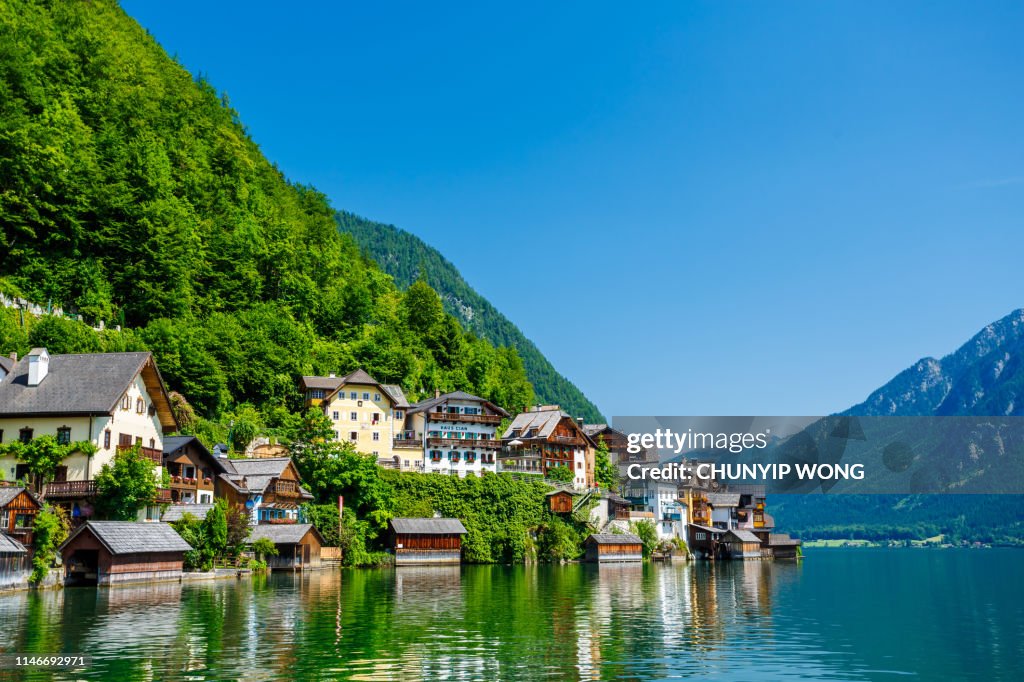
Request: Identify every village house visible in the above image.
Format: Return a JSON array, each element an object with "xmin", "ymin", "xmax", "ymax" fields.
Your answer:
[
  {"xmin": 500, "ymin": 406, "xmax": 596, "ymax": 489},
  {"xmin": 0, "ymin": 349, "xmax": 177, "ymax": 522},
  {"xmin": 216, "ymin": 457, "xmax": 313, "ymax": 524},
  {"xmin": 584, "ymin": 533, "xmax": 643, "ymax": 563},
  {"xmin": 249, "ymin": 523, "xmax": 324, "ymax": 571},
  {"xmin": 0, "ymin": 485, "xmax": 41, "ymax": 548},
  {"xmin": 722, "ymin": 529, "xmax": 764, "ymax": 559},
  {"xmin": 302, "ymin": 369, "xmax": 409, "ymax": 462},
  {"xmin": 394, "ymin": 390, "xmax": 508, "ymax": 477},
  {"xmin": 622, "ymin": 465, "xmax": 685, "ymax": 540},
  {"xmin": 583, "ymin": 423, "xmax": 654, "ymax": 467},
  {"xmin": 59, "ymin": 521, "xmax": 191, "ymax": 586},
  {"xmin": 388, "ymin": 517, "xmax": 467, "ymax": 565},
  {"xmin": 162, "ymin": 436, "xmax": 229, "ymax": 505}
]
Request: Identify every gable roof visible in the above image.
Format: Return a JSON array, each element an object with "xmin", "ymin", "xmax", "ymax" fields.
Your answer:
[
  {"xmin": 218, "ymin": 458, "xmax": 313, "ymax": 499},
  {"xmin": 587, "ymin": 533, "xmax": 642, "ymax": 545},
  {"xmin": 0, "ymin": 351, "xmax": 176, "ymax": 430},
  {"xmin": 0, "ymin": 356, "xmax": 13, "ymax": 375},
  {"xmin": 724, "ymin": 529, "xmax": 762, "ymax": 544},
  {"xmin": 389, "ymin": 517, "xmax": 467, "ymax": 535},
  {"xmin": 322, "ymin": 369, "xmax": 399, "ymax": 405},
  {"xmin": 503, "ymin": 409, "xmax": 593, "ymax": 444},
  {"xmin": 0, "ymin": 486, "xmax": 41, "ymax": 509},
  {"xmin": 162, "ymin": 436, "xmax": 229, "ymax": 473},
  {"xmin": 60, "ymin": 521, "xmax": 191, "ymax": 555},
  {"xmin": 0, "ymin": 532, "xmax": 27, "ymax": 554},
  {"xmin": 408, "ymin": 390, "xmax": 509, "ymax": 417},
  {"xmin": 249, "ymin": 523, "xmax": 323, "ymax": 545},
  {"xmin": 161, "ymin": 504, "xmax": 215, "ymax": 522},
  {"xmin": 299, "ymin": 375, "xmax": 344, "ymax": 391}
]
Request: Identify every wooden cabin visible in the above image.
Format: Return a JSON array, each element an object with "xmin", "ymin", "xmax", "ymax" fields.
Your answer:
[
  {"xmin": 765, "ymin": 532, "xmax": 802, "ymax": 559},
  {"xmin": 389, "ymin": 518, "xmax": 467, "ymax": 565},
  {"xmin": 722, "ymin": 529, "xmax": 763, "ymax": 559},
  {"xmin": 688, "ymin": 524, "xmax": 725, "ymax": 559},
  {"xmin": 0, "ymin": 532, "xmax": 30, "ymax": 590},
  {"xmin": 584, "ymin": 533, "xmax": 643, "ymax": 563},
  {"xmin": 248, "ymin": 524, "xmax": 324, "ymax": 571},
  {"xmin": 162, "ymin": 436, "xmax": 228, "ymax": 505},
  {"xmin": 59, "ymin": 521, "xmax": 191, "ymax": 586},
  {"xmin": 547, "ymin": 489, "xmax": 578, "ymax": 514},
  {"xmin": 0, "ymin": 486, "xmax": 41, "ymax": 548}
]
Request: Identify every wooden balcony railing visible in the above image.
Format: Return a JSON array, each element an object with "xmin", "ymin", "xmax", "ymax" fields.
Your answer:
[
  {"xmin": 427, "ymin": 411, "xmax": 502, "ymax": 425},
  {"xmin": 44, "ymin": 480, "xmax": 97, "ymax": 499},
  {"xmin": 427, "ymin": 437, "xmax": 501, "ymax": 449},
  {"xmin": 269, "ymin": 479, "xmax": 301, "ymax": 497},
  {"xmin": 393, "ymin": 438, "xmax": 422, "ymax": 449},
  {"xmin": 117, "ymin": 444, "xmax": 163, "ymax": 464},
  {"xmin": 155, "ymin": 488, "xmax": 173, "ymax": 504}
]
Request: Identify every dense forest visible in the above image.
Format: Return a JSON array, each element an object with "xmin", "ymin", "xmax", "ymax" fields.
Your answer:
[
  {"xmin": 337, "ymin": 212, "xmax": 604, "ymax": 423},
  {"xmin": 0, "ymin": 0, "xmax": 539, "ymax": 435}
]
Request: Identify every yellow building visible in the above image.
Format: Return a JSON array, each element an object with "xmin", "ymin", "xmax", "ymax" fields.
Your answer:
[{"xmin": 311, "ymin": 369, "xmax": 409, "ymax": 461}]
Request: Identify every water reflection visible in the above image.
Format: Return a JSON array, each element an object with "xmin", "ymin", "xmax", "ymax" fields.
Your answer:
[{"xmin": 0, "ymin": 552, "xmax": 1020, "ymax": 680}]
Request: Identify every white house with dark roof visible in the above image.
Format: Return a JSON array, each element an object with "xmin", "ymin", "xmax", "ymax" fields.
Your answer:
[
  {"xmin": 0, "ymin": 349, "xmax": 177, "ymax": 521},
  {"xmin": 216, "ymin": 457, "xmax": 313, "ymax": 525},
  {"xmin": 395, "ymin": 390, "xmax": 509, "ymax": 477}
]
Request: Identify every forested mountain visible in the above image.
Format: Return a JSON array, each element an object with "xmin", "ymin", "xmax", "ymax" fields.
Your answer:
[
  {"xmin": 772, "ymin": 309, "xmax": 1024, "ymax": 544},
  {"xmin": 0, "ymin": 0, "xmax": 535, "ymax": 437},
  {"xmin": 337, "ymin": 212, "xmax": 604, "ymax": 423}
]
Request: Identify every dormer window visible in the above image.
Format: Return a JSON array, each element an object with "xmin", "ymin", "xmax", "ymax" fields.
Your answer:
[{"xmin": 136, "ymin": 397, "xmax": 145, "ymax": 414}]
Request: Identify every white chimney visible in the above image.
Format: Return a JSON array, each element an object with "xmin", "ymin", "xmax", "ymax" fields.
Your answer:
[{"xmin": 27, "ymin": 348, "xmax": 49, "ymax": 386}]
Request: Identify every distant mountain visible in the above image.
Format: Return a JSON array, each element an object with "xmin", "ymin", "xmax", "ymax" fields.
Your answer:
[
  {"xmin": 845, "ymin": 309, "xmax": 1024, "ymax": 417},
  {"xmin": 773, "ymin": 309, "xmax": 1024, "ymax": 545},
  {"xmin": 336, "ymin": 211, "xmax": 605, "ymax": 422}
]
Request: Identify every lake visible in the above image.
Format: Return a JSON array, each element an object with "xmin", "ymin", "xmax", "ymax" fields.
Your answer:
[{"xmin": 0, "ymin": 549, "xmax": 1021, "ymax": 680}]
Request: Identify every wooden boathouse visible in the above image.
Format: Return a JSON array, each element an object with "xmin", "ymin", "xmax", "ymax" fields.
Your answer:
[
  {"xmin": 389, "ymin": 517, "xmax": 467, "ymax": 565},
  {"xmin": 584, "ymin": 533, "xmax": 643, "ymax": 563},
  {"xmin": 59, "ymin": 521, "xmax": 191, "ymax": 586},
  {"xmin": 248, "ymin": 523, "xmax": 324, "ymax": 571}
]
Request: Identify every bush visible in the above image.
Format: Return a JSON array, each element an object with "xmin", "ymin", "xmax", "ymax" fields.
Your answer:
[{"xmin": 31, "ymin": 506, "xmax": 70, "ymax": 584}]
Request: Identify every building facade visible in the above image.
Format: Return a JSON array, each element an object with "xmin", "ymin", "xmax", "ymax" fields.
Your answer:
[
  {"xmin": 217, "ymin": 457, "xmax": 314, "ymax": 525},
  {"xmin": 500, "ymin": 406, "xmax": 596, "ymax": 489},
  {"xmin": 304, "ymin": 369, "xmax": 409, "ymax": 461}
]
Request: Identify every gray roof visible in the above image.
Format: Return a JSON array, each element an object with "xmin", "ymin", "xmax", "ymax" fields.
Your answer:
[
  {"xmin": 0, "ymin": 351, "xmax": 154, "ymax": 416},
  {"xmin": 689, "ymin": 524, "xmax": 725, "ymax": 534},
  {"xmin": 382, "ymin": 384, "xmax": 410, "ymax": 409},
  {"xmin": 408, "ymin": 391, "xmax": 508, "ymax": 417},
  {"xmin": 587, "ymin": 533, "xmax": 642, "ymax": 545},
  {"xmin": 724, "ymin": 530, "xmax": 762, "ymax": 543},
  {"xmin": 0, "ymin": 356, "xmax": 13, "ymax": 374},
  {"xmin": 218, "ymin": 458, "xmax": 313, "ymax": 499},
  {"xmin": 0, "ymin": 486, "xmax": 40, "ymax": 508},
  {"xmin": 503, "ymin": 408, "xmax": 591, "ymax": 444},
  {"xmin": 768, "ymin": 533, "xmax": 801, "ymax": 546},
  {"xmin": 161, "ymin": 504, "xmax": 215, "ymax": 522},
  {"xmin": 300, "ymin": 375, "xmax": 344, "ymax": 391},
  {"xmin": 249, "ymin": 523, "xmax": 322, "ymax": 545},
  {"xmin": 582, "ymin": 423, "xmax": 608, "ymax": 436},
  {"xmin": 0, "ymin": 532, "xmax": 27, "ymax": 554},
  {"xmin": 389, "ymin": 517, "xmax": 467, "ymax": 535},
  {"xmin": 706, "ymin": 493, "xmax": 741, "ymax": 507},
  {"xmin": 61, "ymin": 521, "xmax": 191, "ymax": 555},
  {"xmin": 162, "ymin": 436, "xmax": 228, "ymax": 473}
]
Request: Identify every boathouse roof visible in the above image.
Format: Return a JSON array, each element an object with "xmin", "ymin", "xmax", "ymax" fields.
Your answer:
[
  {"xmin": 161, "ymin": 504, "xmax": 216, "ymax": 522},
  {"xmin": 249, "ymin": 523, "xmax": 323, "ymax": 545},
  {"xmin": 390, "ymin": 518, "xmax": 468, "ymax": 535},
  {"xmin": 60, "ymin": 521, "xmax": 191, "ymax": 555},
  {"xmin": 586, "ymin": 533, "xmax": 642, "ymax": 545},
  {"xmin": 724, "ymin": 530, "xmax": 761, "ymax": 544},
  {"xmin": 0, "ymin": 532, "xmax": 27, "ymax": 554}
]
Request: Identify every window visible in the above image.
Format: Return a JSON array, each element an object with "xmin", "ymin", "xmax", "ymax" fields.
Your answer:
[
  {"xmin": 15, "ymin": 464, "xmax": 30, "ymax": 481},
  {"xmin": 394, "ymin": 410, "xmax": 403, "ymax": 420},
  {"xmin": 350, "ymin": 391, "xmax": 357, "ymax": 400},
  {"xmin": 53, "ymin": 466, "xmax": 68, "ymax": 482},
  {"xmin": 430, "ymin": 450, "xmax": 442, "ymax": 461},
  {"xmin": 334, "ymin": 431, "xmax": 339, "ymax": 441},
  {"xmin": 362, "ymin": 392, "xmax": 370, "ymax": 400},
  {"xmin": 56, "ymin": 427, "xmax": 71, "ymax": 445},
  {"xmin": 332, "ymin": 411, "xmax": 339, "ymax": 420},
  {"xmin": 372, "ymin": 412, "xmax": 380, "ymax": 424},
  {"xmin": 696, "ymin": 532, "xmax": 707, "ymax": 541},
  {"xmin": 104, "ymin": 430, "xmax": 111, "ymax": 449},
  {"xmin": 372, "ymin": 432, "xmax": 380, "ymax": 441},
  {"xmin": 372, "ymin": 451, "xmax": 379, "ymax": 456},
  {"xmin": 350, "ymin": 412, "xmax": 357, "ymax": 421},
  {"xmin": 447, "ymin": 406, "xmax": 459, "ymax": 414},
  {"xmin": 0, "ymin": 429, "xmax": 4, "ymax": 443},
  {"xmin": 18, "ymin": 428, "xmax": 32, "ymax": 443},
  {"xmin": 373, "ymin": 393, "xmax": 381, "ymax": 402},
  {"xmin": 121, "ymin": 394, "xmax": 131, "ymax": 410},
  {"xmin": 349, "ymin": 432, "xmax": 358, "ymax": 442},
  {"xmin": 310, "ymin": 389, "xmax": 325, "ymax": 400},
  {"xmin": 150, "ymin": 438, "xmax": 155, "ymax": 449},
  {"xmin": 135, "ymin": 436, "xmax": 142, "ymax": 446},
  {"xmin": 136, "ymin": 397, "xmax": 145, "ymax": 414}
]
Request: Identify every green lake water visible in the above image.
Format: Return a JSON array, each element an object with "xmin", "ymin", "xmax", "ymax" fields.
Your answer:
[{"xmin": 0, "ymin": 548, "xmax": 1022, "ymax": 681}]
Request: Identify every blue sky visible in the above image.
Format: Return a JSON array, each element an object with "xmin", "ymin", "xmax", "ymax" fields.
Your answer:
[{"xmin": 122, "ymin": 1, "xmax": 1024, "ymax": 418}]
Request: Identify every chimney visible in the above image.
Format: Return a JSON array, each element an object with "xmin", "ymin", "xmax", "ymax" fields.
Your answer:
[
  {"xmin": 27, "ymin": 348, "xmax": 49, "ymax": 386},
  {"xmin": 8, "ymin": 352, "xmax": 16, "ymax": 362},
  {"xmin": 435, "ymin": 389, "xmax": 441, "ymax": 399},
  {"xmin": 329, "ymin": 372, "xmax": 336, "ymax": 378},
  {"xmin": 577, "ymin": 417, "xmax": 585, "ymax": 429}
]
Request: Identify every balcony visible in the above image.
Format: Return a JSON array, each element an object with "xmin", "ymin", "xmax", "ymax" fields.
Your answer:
[
  {"xmin": 117, "ymin": 444, "xmax": 163, "ymax": 465},
  {"xmin": 426, "ymin": 437, "xmax": 501, "ymax": 449},
  {"xmin": 427, "ymin": 411, "xmax": 502, "ymax": 425},
  {"xmin": 393, "ymin": 438, "xmax": 422, "ymax": 449},
  {"xmin": 44, "ymin": 480, "xmax": 98, "ymax": 499},
  {"xmin": 268, "ymin": 479, "xmax": 301, "ymax": 497},
  {"xmin": 155, "ymin": 488, "xmax": 173, "ymax": 504}
]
